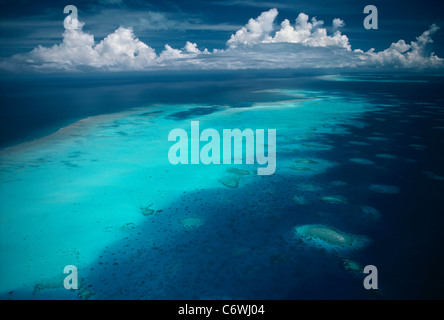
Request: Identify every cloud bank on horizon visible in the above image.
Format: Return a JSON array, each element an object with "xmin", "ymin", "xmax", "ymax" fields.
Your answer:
[{"xmin": 1, "ymin": 8, "xmax": 442, "ymax": 72}]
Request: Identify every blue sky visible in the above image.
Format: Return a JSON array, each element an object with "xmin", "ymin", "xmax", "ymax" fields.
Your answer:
[{"xmin": 1, "ymin": 0, "xmax": 443, "ymax": 71}]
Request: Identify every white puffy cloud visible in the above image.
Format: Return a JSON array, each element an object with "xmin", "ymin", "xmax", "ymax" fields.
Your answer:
[
  {"xmin": 332, "ymin": 18, "xmax": 345, "ymax": 32},
  {"xmin": 227, "ymin": 8, "xmax": 278, "ymax": 47},
  {"xmin": 358, "ymin": 24, "xmax": 443, "ymax": 68},
  {"xmin": 22, "ymin": 20, "xmax": 157, "ymax": 71},
  {"xmin": 270, "ymin": 13, "xmax": 351, "ymax": 50},
  {"xmin": 93, "ymin": 27, "xmax": 157, "ymax": 69},
  {"xmin": 1, "ymin": 9, "xmax": 442, "ymax": 72},
  {"xmin": 29, "ymin": 21, "xmax": 98, "ymax": 69},
  {"xmin": 157, "ymin": 44, "xmax": 183, "ymax": 62},
  {"xmin": 5, "ymin": 19, "xmax": 210, "ymax": 71},
  {"xmin": 157, "ymin": 42, "xmax": 209, "ymax": 67},
  {"xmin": 226, "ymin": 10, "xmax": 350, "ymax": 50}
]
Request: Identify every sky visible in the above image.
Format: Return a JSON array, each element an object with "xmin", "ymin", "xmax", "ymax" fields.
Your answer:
[{"xmin": 0, "ymin": 0, "xmax": 443, "ymax": 72}]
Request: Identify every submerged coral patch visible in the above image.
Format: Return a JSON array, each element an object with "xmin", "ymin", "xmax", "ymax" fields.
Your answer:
[
  {"xmin": 342, "ymin": 258, "xmax": 364, "ymax": 274},
  {"xmin": 292, "ymin": 195, "xmax": 308, "ymax": 205},
  {"xmin": 294, "ymin": 224, "xmax": 371, "ymax": 251},
  {"xmin": 180, "ymin": 217, "xmax": 204, "ymax": 230},
  {"xmin": 288, "ymin": 166, "xmax": 316, "ymax": 173},
  {"xmin": 321, "ymin": 195, "xmax": 348, "ymax": 204},
  {"xmin": 409, "ymin": 144, "xmax": 426, "ymax": 150},
  {"xmin": 302, "ymin": 143, "xmax": 332, "ymax": 150},
  {"xmin": 296, "ymin": 183, "xmax": 323, "ymax": 192},
  {"xmin": 33, "ymin": 279, "xmax": 62, "ymax": 295},
  {"xmin": 226, "ymin": 168, "xmax": 250, "ymax": 176},
  {"xmin": 375, "ymin": 153, "xmax": 397, "ymax": 159},
  {"xmin": 218, "ymin": 168, "xmax": 250, "ymax": 188},
  {"xmin": 331, "ymin": 180, "xmax": 348, "ymax": 187},
  {"xmin": 294, "ymin": 159, "xmax": 319, "ymax": 165},
  {"xmin": 367, "ymin": 136, "xmax": 389, "ymax": 141},
  {"xmin": 369, "ymin": 184, "xmax": 400, "ymax": 194},
  {"xmin": 361, "ymin": 206, "xmax": 381, "ymax": 221},
  {"xmin": 218, "ymin": 175, "xmax": 240, "ymax": 188},
  {"xmin": 423, "ymin": 171, "xmax": 444, "ymax": 181},
  {"xmin": 77, "ymin": 286, "xmax": 96, "ymax": 300},
  {"xmin": 140, "ymin": 204, "xmax": 155, "ymax": 216},
  {"xmin": 349, "ymin": 141, "xmax": 370, "ymax": 146},
  {"xmin": 349, "ymin": 158, "xmax": 375, "ymax": 165}
]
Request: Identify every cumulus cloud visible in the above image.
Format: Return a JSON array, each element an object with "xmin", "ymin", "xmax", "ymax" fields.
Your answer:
[
  {"xmin": 227, "ymin": 8, "xmax": 278, "ymax": 47},
  {"xmin": 1, "ymin": 9, "xmax": 442, "ymax": 72},
  {"xmin": 357, "ymin": 24, "xmax": 443, "ymax": 68},
  {"xmin": 332, "ymin": 18, "xmax": 345, "ymax": 32},
  {"xmin": 20, "ymin": 21, "xmax": 157, "ymax": 71},
  {"xmin": 226, "ymin": 10, "xmax": 350, "ymax": 50},
  {"xmin": 270, "ymin": 13, "xmax": 351, "ymax": 50}
]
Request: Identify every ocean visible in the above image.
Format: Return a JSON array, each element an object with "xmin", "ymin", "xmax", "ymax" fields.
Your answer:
[{"xmin": 0, "ymin": 71, "xmax": 443, "ymax": 299}]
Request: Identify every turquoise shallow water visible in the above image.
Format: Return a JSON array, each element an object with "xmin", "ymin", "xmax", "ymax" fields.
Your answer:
[{"xmin": 1, "ymin": 73, "xmax": 444, "ymax": 299}]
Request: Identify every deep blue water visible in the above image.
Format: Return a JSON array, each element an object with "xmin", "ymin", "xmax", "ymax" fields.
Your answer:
[{"xmin": 1, "ymin": 71, "xmax": 444, "ymax": 299}]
